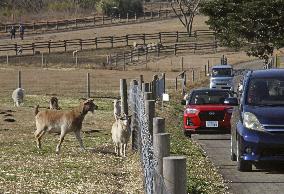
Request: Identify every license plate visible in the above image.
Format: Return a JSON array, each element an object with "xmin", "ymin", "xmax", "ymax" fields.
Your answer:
[{"xmin": 206, "ymin": 121, "xmax": 218, "ymax": 128}]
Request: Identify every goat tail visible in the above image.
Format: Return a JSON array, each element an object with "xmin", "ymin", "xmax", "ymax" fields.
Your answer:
[{"xmin": 34, "ymin": 105, "xmax": 40, "ymax": 116}]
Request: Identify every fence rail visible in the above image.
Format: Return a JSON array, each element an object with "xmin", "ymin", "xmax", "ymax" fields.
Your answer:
[
  {"xmin": 0, "ymin": 30, "xmax": 215, "ymax": 57},
  {"xmin": 0, "ymin": 8, "xmax": 180, "ymax": 35}
]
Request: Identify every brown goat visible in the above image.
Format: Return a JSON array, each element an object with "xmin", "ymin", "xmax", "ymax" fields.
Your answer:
[{"xmin": 34, "ymin": 99, "xmax": 98, "ymax": 154}]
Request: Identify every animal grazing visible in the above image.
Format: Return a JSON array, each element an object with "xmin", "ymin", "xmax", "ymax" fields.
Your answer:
[
  {"xmin": 12, "ymin": 88, "xmax": 25, "ymax": 107},
  {"xmin": 49, "ymin": 96, "xmax": 61, "ymax": 110},
  {"xmin": 111, "ymin": 113, "xmax": 131, "ymax": 157},
  {"xmin": 113, "ymin": 99, "xmax": 121, "ymax": 121},
  {"xmin": 34, "ymin": 98, "xmax": 98, "ymax": 154},
  {"xmin": 133, "ymin": 42, "xmax": 147, "ymax": 52}
]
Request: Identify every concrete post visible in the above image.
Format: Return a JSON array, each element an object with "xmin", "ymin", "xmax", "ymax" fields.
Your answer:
[
  {"xmin": 153, "ymin": 133, "xmax": 170, "ymax": 194},
  {"xmin": 145, "ymin": 100, "xmax": 155, "ymax": 137},
  {"xmin": 18, "ymin": 70, "xmax": 21, "ymax": 88},
  {"xmin": 130, "ymin": 79, "xmax": 139, "ymax": 150},
  {"xmin": 86, "ymin": 73, "xmax": 90, "ymax": 98},
  {"xmin": 120, "ymin": 79, "xmax": 128, "ymax": 115},
  {"xmin": 153, "ymin": 117, "xmax": 165, "ymax": 134},
  {"xmin": 163, "ymin": 156, "xmax": 187, "ymax": 194}
]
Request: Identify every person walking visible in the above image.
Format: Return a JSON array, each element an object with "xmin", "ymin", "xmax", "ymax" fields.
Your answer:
[
  {"xmin": 10, "ymin": 26, "xmax": 16, "ymax": 40},
  {"xmin": 19, "ymin": 24, "xmax": 25, "ymax": 40}
]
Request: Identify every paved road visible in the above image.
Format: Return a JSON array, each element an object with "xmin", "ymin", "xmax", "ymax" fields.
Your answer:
[
  {"xmin": 192, "ymin": 59, "xmax": 284, "ymax": 194},
  {"xmin": 193, "ymin": 134, "xmax": 284, "ymax": 194}
]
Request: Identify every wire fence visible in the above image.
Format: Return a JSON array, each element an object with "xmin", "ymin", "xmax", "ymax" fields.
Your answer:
[{"xmin": 129, "ymin": 82, "xmax": 170, "ymax": 194}]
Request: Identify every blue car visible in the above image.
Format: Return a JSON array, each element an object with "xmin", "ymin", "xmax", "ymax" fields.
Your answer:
[{"xmin": 226, "ymin": 69, "xmax": 284, "ymax": 171}]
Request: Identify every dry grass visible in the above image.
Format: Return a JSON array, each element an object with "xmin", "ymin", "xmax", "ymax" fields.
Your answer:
[{"xmin": 0, "ymin": 95, "xmax": 143, "ymax": 193}]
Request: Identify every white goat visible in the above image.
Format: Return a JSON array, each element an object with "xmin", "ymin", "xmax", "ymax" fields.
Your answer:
[
  {"xmin": 111, "ymin": 114, "xmax": 131, "ymax": 157},
  {"xmin": 12, "ymin": 88, "xmax": 24, "ymax": 107},
  {"xmin": 113, "ymin": 99, "xmax": 121, "ymax": 121},
  {"xmin": 34, "ymin": 99, "xmax": 98, "ymax": 154}
]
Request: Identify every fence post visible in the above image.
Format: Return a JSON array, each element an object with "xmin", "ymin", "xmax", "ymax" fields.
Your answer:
[
  {"xmin": 158, "ymin": 10, "xmax": 161, "ymax": 18},
  {"xmin": 139, "ymin": 75, "xmax": 144, "ymax": 90},
  {"xmin": 79, "ymin": 39, "xmax": 83, "ymax": 51},
  {"xmin": 32, "ymin": 43, "xmax": 35, "ymax": 55},
  {"xmin": 130, "ymin": 79, "xmax": 139, "ymax": 150},
  {"xmin": 151, "ymin": 11, "xmax": 153, "ymax": 19},
  {"xmin": 145, "ymin": 48, "xmax": 148, "ymax": 69},
  {"xmin": 176, "ymin": 31, "xmax": 179, "ymax": 42},
  {"xmin": 123, "ymin": 52, "xmax": 126, "ymax": 70},
  {"xmin": 110, "ymin": 36, "xmax": 114, "ymax": 48},
  {"xmin": 46, "ymin": 21, "xmax": 49, "ymax": 31},
  {"xmin": 120, "ymin": 79, "xmax": 128, "ymax": 115},
  {"xmin": 15, "ymin": 43, "xmax": 17, "ymax": 55},
  {"xmin": 174, "ymin": 43, "xmax": 177, "ymax": 55},
  {"xmin": 75, "ymin": 53, "xmax": 78, "ymax": 67},
  {"xmin": 6, "ymin": 55, "xmax": 9, "ymax": 65},
  {"xmin": 175, "ymin": 77, "xmax": 178, "ymax": 91},
  {"xmin": 102, "ymin": 15, "xmax": 105, "ymax": 24},
  {"xmin": 18, "ymin": 70, "xmax": 21, "ymax": 88},
  {"xmin": 163, "ymin": 156, "xmax": 187, "ymax": 194},
  {"xmin": 115, "ymin": 53, "xmax": 118, "ymax": 66},
  {"xmin": 192, "ymin": 70, "xmax": 195, "ymax": 82},
  {"xmin": 127, "ymin": 12, "xmax": 129, "ymax": 22},
  {"xmin": 75, "ymin": 19, "xmax": 78, "ymax": 28},
  {"xmin": 145, "ymin": 100, "xmax": 155, "ymax": 137},
  {"xmin": 194, "ymin": 42, "xmax": 197, "ymax": 54},
  {"xmin": 159, "ymin": 32, "xmax": 162, "ymax": 43},
  {"xmin": 41, "ymin": 53, "xmax": 44, "ymax": 67},
  {"xmin": 181, "ymin": 56, "xmax": 184, "ymax": 71},
  {"xmin": 64, "ymin": 40, "xmax": 67, "ymax": 52},
  {"xmin": 153, "ymin": 133, "xmax": 170, "ymax": 194},
  {"xmin": 207, "ymin": 60, "xmax": 210, "ymax": 75},
  {"xmin": 95, "ymin": 37, "xmax": 98, "ymax": 49},
  {"xmin": 143, "ymin": 33, "xmax": 146, "ymax": 45},
  {"xmin": 204, "ymin": 64, "xmax": 207, "ymax": 76},
  {"xmin": 153, "ymin": 117, "xmax": 165, "ymax": 134},
  {"xmin": 125, "ymin": 34, "xmax": 129, "ymax": 46},
  {"xmin": 48, "ymin": 40, "xmax": 51, "ymax": 54},
  {"xmin": 93, "ymin": 15, "xmax": 96, "ymax": 25},
  {"xmin": 152, "ymin": 75, "xmax": 158, "ymax": 100},
  {"xmin": 56, "ymin": 21, "xmax": 58, "ymax": 30},
  {"xmin": 162, "ymin": 73, "xmax": 166, "ymax": 93},
  {"xmin": 134, "ymin": 13, "xmax": 137, "ymax": 21},
  {"xmin": 33, "ymin": 22, "xmax": 36, "ymax": 31},
  {"xmin": 86, "ymin": 73, "xmax": 90, "ymax": 98}
]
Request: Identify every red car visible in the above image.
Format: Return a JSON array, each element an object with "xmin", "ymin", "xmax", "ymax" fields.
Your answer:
[{"xmin": 182, "ymin": 88, "xmax": 233, "ymax": 137}]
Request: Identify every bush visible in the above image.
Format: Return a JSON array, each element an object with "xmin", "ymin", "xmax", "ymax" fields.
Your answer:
[{"xmin": 97, "ymin": 0, "xmax": 143, "ymax": 17}]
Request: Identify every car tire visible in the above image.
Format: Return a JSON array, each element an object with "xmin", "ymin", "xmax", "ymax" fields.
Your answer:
[
  {"xmin": 236, "ymin": 136, "xmax": 252, "ymax": 172},
  {"xmin": 230, "ymin": 133, "xmax": 237, "ymax": 161},
  {"xmin": 184, "ymin": 131, "xmax": 192, "ymax": 138}
]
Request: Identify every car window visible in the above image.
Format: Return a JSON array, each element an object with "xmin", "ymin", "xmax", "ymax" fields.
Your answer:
[
  {"xmin": 212, "ymin": 68, "xmax": 233, "ymax": 77},
  {"xmin": 247, "ymin": 78, "xmax": 284, "ymax": 106},
  {"xmin": 189, "ymin": 91, "xmax": 231, "ymax": 105}
]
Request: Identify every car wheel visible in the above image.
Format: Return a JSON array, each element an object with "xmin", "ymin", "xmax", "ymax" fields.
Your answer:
[
  {"xmin": 236, "ymin": 136, "xmax": 252, "ymax": 172},
  {"xmin": 230, "ymin": 133, "xmax": 237, "ymax": 161},
  {"xmin": 184, "ymin": 131, "xmax": 192, "ymax": 138}
]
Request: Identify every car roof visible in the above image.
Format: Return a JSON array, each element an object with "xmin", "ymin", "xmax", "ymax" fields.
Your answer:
[
  {"xmin": 212, "ymin": 65, "xmax": 232, "ymax": 69},
  {"xmin": 250, "ymin": 69, "xmax": 284, "ymax": 78},
  {"xmin": 190, "ymin": 88, "xmax": 231, "ymax": 93}
]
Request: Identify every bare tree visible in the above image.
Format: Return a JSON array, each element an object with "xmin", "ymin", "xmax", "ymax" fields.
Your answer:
[{"xmin": 171, "ymin": 0, "xmax": 201, "ymax": 36}]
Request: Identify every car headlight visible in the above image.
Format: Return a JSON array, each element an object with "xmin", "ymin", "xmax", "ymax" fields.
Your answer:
[
  {"xmin": 243, "ymin": 112, "xmax": 265, "ymax": 131},
  {"xmin": 184, "ymin": 108, "xmax": 198, "ymax": 114}
]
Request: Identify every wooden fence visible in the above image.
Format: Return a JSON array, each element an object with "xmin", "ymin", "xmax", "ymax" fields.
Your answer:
[
  {"xmin": 0, "ymin": 9, "xmax": 179, "ymax": 34},
  {"xmin": 107, "ymin": 41, "xmax": 217, "ymax": 69},
  {"xmin": 0, "ymin": 30, "xmax": 215, "ymax": 57}
]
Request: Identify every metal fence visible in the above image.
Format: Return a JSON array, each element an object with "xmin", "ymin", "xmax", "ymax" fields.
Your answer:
[{"xmin": 129, "ymin": 82, "xmax": 170, "ymax": 194}]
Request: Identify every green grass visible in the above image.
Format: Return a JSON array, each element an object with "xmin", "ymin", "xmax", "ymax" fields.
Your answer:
[{"xmin": 158, "ymin": 93, "xmax": 228, "ymax": 194}]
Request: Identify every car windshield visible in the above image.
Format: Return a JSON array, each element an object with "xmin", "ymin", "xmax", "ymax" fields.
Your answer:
[
  {"xmin": 212, "ymin": 68, "xmax": 233, "ymax": 77},
  {"xmin": 247, "ymin": 78, "xmax": 284, "ymax": 106},
  {"xmin": 189, "ymin": 90, "xmax": 231, "ymax": 105}
]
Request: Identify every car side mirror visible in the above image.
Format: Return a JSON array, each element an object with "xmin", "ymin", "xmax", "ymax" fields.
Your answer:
[
  {"xmin": 224, "ymin": 97, "xmax": 238, "ymax": 106},
  {"xmin": 181, "ymin": 99, "xmax": 186, "ymax": 105}
]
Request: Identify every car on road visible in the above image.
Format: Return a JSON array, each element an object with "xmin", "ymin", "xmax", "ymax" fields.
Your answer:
[
  {"xmin": 228, "ymin": 69, "xmax": 284, "ymax": 172},
  {"xmin": 209, "ymin": 65, "xmax": 234, "ymax": 91},
  {"xmin": 182, "ymin": 88, "xmax": 234, "ymax": 137}
]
